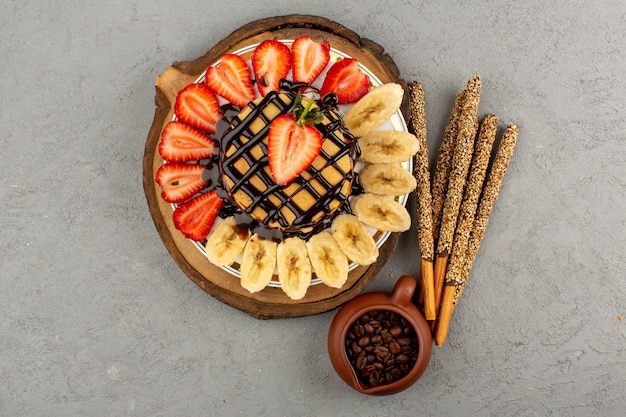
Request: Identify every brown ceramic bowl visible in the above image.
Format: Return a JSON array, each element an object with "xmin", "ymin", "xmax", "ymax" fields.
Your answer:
[{"xmin": 327, "ymin": 275, "xmax": 432, "ymax": 395}]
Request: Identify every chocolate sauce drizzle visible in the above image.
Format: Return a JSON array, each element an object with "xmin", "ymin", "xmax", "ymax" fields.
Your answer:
[{"xmin": 220, "ymin": 90, "xmax": 357, "ymax": 238}]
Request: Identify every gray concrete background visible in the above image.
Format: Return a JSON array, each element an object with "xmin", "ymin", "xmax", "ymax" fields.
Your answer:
[{"xmin": 1, "ymin": 0, "xmax": 624, "ymax": 416}]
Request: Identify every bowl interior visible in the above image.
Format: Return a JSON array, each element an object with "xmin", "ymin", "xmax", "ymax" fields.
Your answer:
[{"xmin": 337, "ymin": 303, "xmax": 430, "ymax": 394}]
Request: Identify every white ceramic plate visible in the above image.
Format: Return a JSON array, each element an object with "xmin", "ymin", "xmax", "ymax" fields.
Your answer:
[{"xmin": 170, "ymin": 40, "xmax": 412, "ymax": 287}]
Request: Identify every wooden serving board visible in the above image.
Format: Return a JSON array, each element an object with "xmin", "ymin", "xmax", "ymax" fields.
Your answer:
[{"xmin": 143, "ymin": 14, "xmax": 410, "ymax": 319}]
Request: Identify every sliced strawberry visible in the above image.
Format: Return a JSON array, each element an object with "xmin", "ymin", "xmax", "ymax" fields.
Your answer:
[
  {"xmin": 268, "ymin": 114, "xmax": 323, "ymax": 186},
  {"xmin": 252, "ymin": 40, "xmax": 292, "ymax": 97},
  {"xmin": 291, "ymin": 35, "xmax": 330, "ymax": 85},
  {"xmin": 174, "ymin": 83, "xmax": 223, "ymax": 134},
  {"xmin": 320, "ymin": 58, "xmax": 370, "ymax": 104},
  {"xmin": 155, "ymin": 162, "xmax": 208, "ymax": 204},
  {"xmin": 205, "ymin": 54, "xmax": 255, "ymax": 108},
  {"xmin": 172, "ymin": 190, "xmax": 223, "ymax": 242},
  {"xmin": 159, "ymin": 121, "xmax": 218, "ymax": 162}
]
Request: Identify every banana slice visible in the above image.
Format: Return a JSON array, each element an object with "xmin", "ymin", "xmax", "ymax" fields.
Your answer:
[
  {"xmin": 331, "ymin": 214, "xmax": 379, "ymax": 265},
  {"xmin": 358, "ymin": 131, "xmax": 419, "ymax": 163},
  {"xmin": 359, "ymin": 163, "xmax": 417, "ymax": 196},
  {"xmin": 277, "ymin": 237, "xmax": 311, "ymax": 300},
  {"xmin": 306, "ymin": 232, "xmax": 349, "ymax": 289},
  {"xmin": 239, "ymin": 234, "xmax": 277, "ymax": 294},
  {"xmin": 351, "ymin": 193, "xmax": 412, "ymax": 232},
  {"xmin": 204, "ymin": 216, "xmax": 251, "ymax": 266},
  {"xmin": 343, "ymin": 83, "xmax": 404, "ymax": 137}
]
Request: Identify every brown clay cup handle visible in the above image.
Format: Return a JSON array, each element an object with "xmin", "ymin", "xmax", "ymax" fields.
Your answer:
[{"xmin": 390, "ymin": 275, "xmax": 417, "ymax": 307}]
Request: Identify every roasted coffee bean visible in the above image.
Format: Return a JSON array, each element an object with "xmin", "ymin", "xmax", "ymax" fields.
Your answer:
[
  {"xmin": 401, "ymin": 345, "xmax": 414, "ymax": 355},
  {"xmin": 344, "ymin": 310, "xmax": 420, "ymax": 388},
  {"xmin": 356, "ymin": 355, "xmax": 367, "ymax": 370},
  {"xmin": 385, "ymin": 357, "xmax": 396, "ymax": 368},
  {"xmin": 363, "ymin": 364, "xmax": 376, "ymax": 376},
  {"xmin": 374, "ymin": 345, "xmax": 389, "ymax": 358},
  {"xmin": 390, "ymin": 325, "xmax": 402, "ymax": 338},
  {"xmin": 368, "ymin": 371, "xmax": 380, "ymax": 386},
  {"xmin": 397, "ymin": 337, "xmax": 412, "ymax": 346},
  {"xmin": 385, "ymin": 371, "xmax": 394, "ymax": 382},
  {"xmin": 396, "ymin": 354, "xmax": 410, "ymax": 364},
  {"xmin": 389, "ymin": 341, "xmax": 401, "ymax": 354},
  {"xmin": 357, "ymin": 336, "xmax": 371, "ymax": 347},
  {"xmin": 375, "ymin": 353, "xmax": 388, "ymax": 363}
]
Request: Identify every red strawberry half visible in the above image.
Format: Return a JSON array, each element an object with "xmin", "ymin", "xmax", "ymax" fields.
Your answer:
[
  {"xmin": 320, "ymin": 58, "xmax": 370, "ymax": 104},
  {"xmin": 205, "ymin": 54, "xmax": 255, "ymax": 108},
  {"xmin": 291, "ymin": 35, "xmax": 330, "ymax": 85},
  {"xmin": 159, "ymin": 121, "xmax": 218, "ymax": 162},
  {"xmin": 268, "ymin": 95, "xmax": 324, "ymax": 186},
  {"xmin": 155, "ymin": 162, "xmax": 208, "ymax": 204},
  {"xmin": 172, "ymin": 190, "xmax": 223, "ymax": 242},
  {"xmin": 252, "ymin": 40, "xmax": 292, "ymax": 97},
  {"xmin": 174, "ymin": 83, "xmax": 223, "ymax": 134}
]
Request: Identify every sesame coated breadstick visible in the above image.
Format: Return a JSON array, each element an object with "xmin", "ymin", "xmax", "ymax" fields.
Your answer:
[
  {"xmin": 433, "ymin": 76, "xmax": 481, "ymax": 312},
  {"xmin": 408, "ymin": 81, "xmax": 436, "ymax": 320},
  {"xmin": 455, "ymin": 123, "xmax": 519, "ymax": 302},
  {"xmin": 445, "ymin": 115, "xmax": 499, "ymax": 288},
  {"xmin": 433, "ymin": 114, "xmax": 498, "ymax": 346},
  {"xmin": 435, "ymin": 122, "xmax": 518, "ymax": 346},
  {"xmin": 431, "ymin": 90, "xmax": 465, "ymax": 242},
  {"xmin": 409, "ymin": 82, "xmax": 434, "ymax": 260},
  {"xmin": 436, "ymin": 76, "xmax": 481, "ymax": 256}
]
